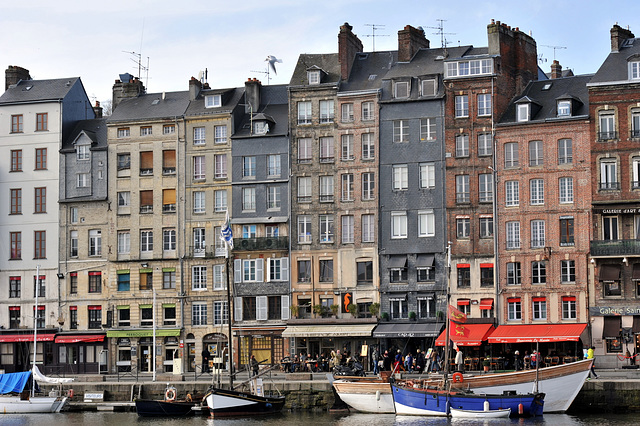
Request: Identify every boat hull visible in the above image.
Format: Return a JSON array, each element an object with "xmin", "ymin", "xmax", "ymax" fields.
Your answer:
[
  {"xmin": 135, "ymin": 399, "xmax": 197, "ymax": 417},
  {"xmin": 206, "ymin": 388, "xmax": 285, "ymax": 418},
  {"xmin": 0, "ymin": 395, "xmax": 63, "ymax": 414},
  {"xmin": 392, "ymin": 384, "xmax": 544, "ymax": 417},
  {"xmin": 450, "ymin": 407, "xmax": 511, "ymax": 418},
  {"xmin": 332, "ymin": 380, "xmax": 394, "ymax": 413}
]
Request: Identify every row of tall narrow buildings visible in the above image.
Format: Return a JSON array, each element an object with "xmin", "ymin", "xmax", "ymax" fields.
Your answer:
[{"xmin": 0, "ymin": 20, "xmax": 638, "ymax": 375}]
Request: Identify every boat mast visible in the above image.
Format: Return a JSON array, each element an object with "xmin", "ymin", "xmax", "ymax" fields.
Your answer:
[
  {"xmin": 226, "ymin": 252, "xmax": 234, "ymax": 389},
  {"xmin": 444, "ymin": 243, "xmax": 451, "ymax": 382},
  {"xmin": 32, "ymin": 264, "xmax": 40, "ymax": 398}
]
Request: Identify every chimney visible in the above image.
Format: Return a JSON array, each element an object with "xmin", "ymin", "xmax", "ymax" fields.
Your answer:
[
  {"xmin": 245, "ymin": 78, "xmax": 261, "ymax": 114},
  {"xmin": 397, "ymin": 25, "xmax": 430, "ymax": 62},
  {"xmin": 93, "ymin": 101, "xmax": 103, "ymax": 118},
  {"xmin": 189, "ymin": 77, "xmax": 203, "ymax": 101},
  {"xmin": 112, "ymin": 73, "xmax": 145, "ymax": 111},
  {"xmin": 550, "ymin": 60, "xmax": 562, "ymax": 79},
  {"xmin": 338, "ymin": 22, "xmax": 363, "ymax": 80},
  {"xmin": 487, "ymin": 20, "xmax": 538, "ymax": 94},
  {"xmin": 5, "ymin": 65, "xmax": 31, "ymax": 91},
  {"xmin": 611, "ymin": 24, "xmax": 635, "ymax": 52}
]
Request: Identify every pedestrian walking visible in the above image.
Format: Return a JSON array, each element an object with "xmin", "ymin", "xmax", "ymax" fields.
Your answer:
[{"xmin": 587, "ymin": 346, "xmax": 598, "ymax": 379}]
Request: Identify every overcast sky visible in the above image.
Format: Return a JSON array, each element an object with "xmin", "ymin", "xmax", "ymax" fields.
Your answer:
[{"xmin": 1, "ymin": 1, "xmax": 638, "ymax": 104}]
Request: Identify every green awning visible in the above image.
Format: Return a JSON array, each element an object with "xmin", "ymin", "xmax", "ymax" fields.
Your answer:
[
  {"xmin": 162, "ymin": 303, "xmax": 176, "ymax": 308},
  {"xmin": 139, "ymin": 304, "xmax": 152, "ymax": 309},
  {"xmin": 117, "ymin": 269, "xmax": 130, "ymax": 275},
  {"xmin": 139, "ymin": 268, "xmax": 152, "ymax": 273},
  {"xmin": 106, "ymin": 329, "xmax": 180, "ymax": 338},
  {"xmin": 162, "ymin": 267, "xmax": 176, "ymax": 272},
  {"xmin": 116, "ymin": 305, "xmax": 130, "ymax": 310}
]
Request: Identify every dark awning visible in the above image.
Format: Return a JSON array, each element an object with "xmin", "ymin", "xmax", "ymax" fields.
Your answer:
[
  {"xmin": 603, "ymin": 316, "xmax": 622, "ymax": 339},
  {"xmin": 415, "ymin": 254, "xmax": 435, "ymax": 267},
  {"xmin": 373, "ymin": 323, "xmax": 442, "ymax": 338},
  {"xmin": 388, "ymin": 256, "xmax": 407, "ymax": 268},
  {"xmin": 599, "ymin": 264, "xmax": 621, "ymax": 281}
]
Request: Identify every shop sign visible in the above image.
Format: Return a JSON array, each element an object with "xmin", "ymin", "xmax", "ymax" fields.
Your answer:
[{"xmin": 589, "ymin": 306, "xmax": 640, "ymax": 316}]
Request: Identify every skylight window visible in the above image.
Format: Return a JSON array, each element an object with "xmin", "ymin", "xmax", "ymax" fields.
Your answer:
[{"xmin": 542, "ymin": 83, "xmax": 552, "ymax": 91}]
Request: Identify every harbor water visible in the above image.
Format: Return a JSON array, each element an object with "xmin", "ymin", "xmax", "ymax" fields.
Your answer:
[{"xmin": 0, "ymin": 411, "xmax": 635, "ymax": 425}]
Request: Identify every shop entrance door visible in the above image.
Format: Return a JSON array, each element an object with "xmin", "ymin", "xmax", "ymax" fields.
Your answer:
[{"xmin": 140, "ymin": 344, "xmax": 152, "ymax": 372}]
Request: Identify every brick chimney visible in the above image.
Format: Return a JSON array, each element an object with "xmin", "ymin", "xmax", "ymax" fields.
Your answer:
[
  {"xmin": 5, "ymin": 65, "xmax": 31, "ymax": 91},
  {"xmin": 611, "ymin": 24, "xmax": 635, "ymax": 52},
  {"xmin": 189, "ymin": 76, "xmax": 203, "ymax": 101},
  {"xmin": 338, "ymin": 22, "xmax": 363, "ymax": 80},
  {"xmin": 487, "ymin": 20, "xmax": 538, "ymax": 94},
  {"xmin": 93, "ymin": 101, "xmax": 103, "ymax": 118},
  {"xmin": 398, "ymin": 25, "xmax": 429, "ymax": 62},
  {"xmin": 244, "ymin": 78, "xmax": 261, "ymax": 114},
  {"xmin": 112, "ymin": 73, "xmax": 145, "ymax": 111},
  {"xmin": 550, "ymin": 60, "xmax": 562, "ymax": 79}
]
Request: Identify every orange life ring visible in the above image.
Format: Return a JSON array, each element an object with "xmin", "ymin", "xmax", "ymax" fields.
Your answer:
[
  {"xmin": 452, "ymin": 372, "xmax": 464, "ymax": 383},
  {"xmin": 165, "ymin": 388, "xmax": 176, "ymax": 401}
]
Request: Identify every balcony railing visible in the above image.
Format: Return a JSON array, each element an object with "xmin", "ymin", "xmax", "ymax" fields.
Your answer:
[
  {"xmin": 599, "ymin": 182, "xmax": 620, "ymax": 191},
  {"xmin": 591, "ymin": 239, "xmax": 640, "ymax": 256},
  {"xmin": 233, "ymin": 236, "xmax": 289, "ymax": 251},
  {"xmin": 187, "ymin": 245, "xmax": 223, "ymax": 258},
  {"xmin": 598, "ymin": 131, "xmax": 618, "ymax": 141}
]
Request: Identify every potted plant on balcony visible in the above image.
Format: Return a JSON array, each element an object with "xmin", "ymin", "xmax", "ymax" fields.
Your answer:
[
  {"xmin": 330, "ymin": 304, "xmax": 339, "ymax": 317},
  {"xmin": 313, "ymin": 304, "xmax": 324, "ymax": 317},
  {"xmin": 381, "ymin": 312, "xmax": 390, "ymax": 321},
  {"xmin": 368, "ymin": 302, "xmax": 380, "ymax": 318},
  {"xmin": 483, "ymin": 359, "xmax": 490, "ymax": 372},
  {"xmin": 409, "ymin": 311, "xmax": 417, "ymax": 321},
  {"xmin": 290, "ymin": 305, "xmax": 299, "ymax": 319},
  {"xmin": 347, "ymin": 303, "xmax": 358, "ymax": 318}
]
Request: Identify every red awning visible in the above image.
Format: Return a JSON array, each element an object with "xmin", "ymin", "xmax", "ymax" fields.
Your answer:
[
  {"xmin": 0, "ymin": 334, "xmax": 55, "ymax": 343},
  {"xmin": 435, "ymin": 323, "xmax": 496, "ymax": 346},
  {"xmin": 487, "ymin": 323, "xmax": 588, "ymax": 343},
  {"xmin": 479, "ymin": 299, "xmax": 494, "ymax": 310},
  {"xmin": 54, "ymin": 334, "xmax": 105, "ymax": 344}
]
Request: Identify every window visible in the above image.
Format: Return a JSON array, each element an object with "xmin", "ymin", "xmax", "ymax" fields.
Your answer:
[
  {"xmin": 455, "ymin": 95, "xmax": 469, "ymax": 117},
  {"xmin": 163, "ymin": 229, "xmax": 176, "ymax": 251},
  {"xmin": 532, "ymin": 297, "xmax": 547, "ymax": 320},
  {"xmin": 266, "ymin": 225, "xmax": 279, "ymax": 238},
  {"xmin": 393, "ymin": 120, "xmax": 409, "ymax": 142},
  {"xmin": 10, "ymin": 188, "xmax": 21, "ymax": 214},
  {"xmin": 10, "ymin": 150, "xmax": 22, "ymax": 172},
  {"xmin": 140, "ymin": 190, "xmax": 153, "ymax": 213},
  {"xmin": 297, "ymin": 101, "xmax": 312, "ymax": 124},
  {"xmin": 357, "ymin": 261, "xmax": 373, "ymax": 284},
  {"xmin": 560, "ymin": 217, "xmax": 575, "ymax": 246},
  {"xmin": 163, "ymin": 124, "xmax": 175, "ymax": 135},
  {"xmin": 342, "ymin": 215, "xmax": 354, "ymax": 243},
  {"xmin": 138, "ymin": 269, "xmax": 153, "ymax": 291},
  {"xmin": 319, "ymin": 137, "xmax": 334, "ymax": 162},
  {"xmin": 341, "ymin": 103, "xmax": 354, "ymax": 122},
  {"xmin": 35, "ymin": 148, "xmax": 47, "ymax": 170},
  {"xmin": 297, "ymin": 177, "xmax": 311, "ymax": 203},
  {"xmin": 456, "ymin": 218, "xmax": 470, "ymax": 239},
  {"xmin": 10, "ymin": 232, "xmax": 21, "ymax": 260},
  {"xmin": 267, "ymin": 186, "xmax": 281, "ymax": 209},
  {"xmin": 598, "ymin": 111, "xmax": 616, "ymax": 140},
  {"xmin": 390, "ymin": 299, "xmax": 408, "ymax": 319},
  {"xmin": 391, "ymin": 211, "xmax": 407, "ymax": 239},
  {"xmin": 478, "ymin": 133, "xmax": 492, "ymax": 156},
  {"xmin": 192, "ymin": 266, "xmax": 207, "ymax": 290},
  {"xmin": 557, "ymin": 100, "xmax": 571, "ymax": 117},
  {"xmin": 193, "ymin": 228, "xmax": 206, "ymax": 256},
  {"xmin": 140, "ymin": 126, "xmax": 152, "ymax": 136},
  {"xmin": 361, "ymin": 101, "xmax": 374, "ymax": 120},
  {"xmin": 205, "ymin": 94, "xmax": 222, "ymax": 108},
  {"xmin": 479, "ymin": 174, "xmax": 493, "ymax": 203},
  {"xmin": 214, "ymin": 125, "xmax": 227, "ymax": 144},
  {"xmin": 420, "ymin": 118, "xmax": 436, "ymax": 141},
  {"xmin": 298, "ymin": 138, "xmax": 312, "ymax": 163},
  {"xmin": 603, "ymin": 216, "xmax": 619, "ymax": 240},
  {"xmin": 529, "ymin": 140, "xmax": 543, "ymax": 166},
  {"xmin": 417, "ymin": 263, "xmax": 435, "ymax": 281},
  {"xmin": 163, "ymin": 305, "xmax": 176, "ymax": 326},
  {"xmin": 193, "ymin": 127, "xmax": 205, "ymax": 145},
  {"xmin": 532, "ymin": 261, "xmax": 547, "ymax": 284},
  {"xmin": 634, "ymin": 158, "xmax": 640, "ymax": 189},
  {"xmin": 297, "ymin": 259, "xmax": 311, "ymax": 282},
  {"xmin": 267, "ymin": 257, "xmax": 286, "ymax": 282},
  {"xmin": 557, "ymin": 139, "xmax": 573, "ymax": 164},
  {"xmin": 11, "ymin": 114, "xmax": 23, "ymax": 133},
  {"xmin": 76, "ymin": 173, "xmax": 88, "ymax": 188},
  {"xmin": 457, "ymin": 266, "xmax": 470, "ymax": 288},
  {"xmin": 213, "ymin": 190, "xmax": 227, "ymax": 212},
  {"xmin": 118, "ymin": 191, "xmax": 130, "ymax": 210},
  {"xmin": 559, "ymin": 177, "xmax": 574, "ymax": 203},
  {"xmin": 362, "ymin": 173, "xmax": 375, "ymax": 200},
  {"xmin": 191, "ymin": 191, "xmax": 204, "ymax": 214},
  {"xmin": 242, "ymin": 224, "xmax": 255, "ymax": 238},
  {"xmin": 319, "ymin": 176, "xmax": 334, "ymax": 202},
  {"xmin": 504, "ymin": 143, "xmax": 519, "ymax": 168},
  {"xmin": 530, "ymin": 179, "xmax": 544, "ymax": 205},
  {"xmin": 341, "ymin": 134, "xmax": 354, "ymax": 160},
  {"xmin": 243, "ymin": 156, "xmax": 256, "ymax": 178},
  {"xmin": 192, "ymin": 302, "xmax": 207, "ymax": 326},
  {"xmin": 242, "ymin": 297, "xmax": 257, "ymax": 321},
  {"xmin": 69, "ymin": 230, "xmax": 78, "ymax": 257},
  {"xmin": 214, "ymin": 154, "xmax": 227, "ymax": 178},
  {"xmin": 480, "ymin": 265, "xmax": 494, "ymax": 287},
  {"xmin": 36, "ymin": 113, "xmax": 47, "ymax": 131},
  {"xmin": 419, "ymin": 163, "xmax": 435, "ymax": 189},
  {"xmin": 362, "ymin": 214, "xmax": 374, "ymax": 243},
  {"xmin": 214, "ymin": 301, "xmax": 229, "ymax": 325},
  {"xmin": 191, "ymin": 155, "xmax": 205, "ymax": 180},
  {"xmin": 139, "ymin": 151, "xmax": 153, "ymax": 176},
  {"xmin": 89, "ymin": 229, "xmax": 102, "ymax": 256},
  {"xmin": 9, "ymin": 306, "xmax": 20, "ymax": 328},
  {"xmin": 9, "ymin": 277, "xmax": 21, "ymax": 298},
  {"xmin": 478, "ymin": 93, "xmax": 491, "ymax": 116},
  {"xmin": 456, "ymin": 175, "xmax": 470, "ymax": 203},
  {"xmin": 68, "ymin": 307, "xmax": 78, "ymax": 329},
  {"xmin": 508, "ymin": 298, "xmax": 522, "ymax": 321},
  {"xmin": 393, "ymin": 165, "xmax": 408, "ymax": 190},
  {"xmin": 600, "ymin": 160, "xmax": 618, "ymax": 190},
  {"xmin": 561, "ymin": 260, "xmax": 576, "ymax": 283},
  {"xmin": 507, "ymin": 262, "xmax": 521, "ymax": 285},
  {"xmin": 88, "ymin": 272, "xmax": 102, "ymax": 293},
  {"xmin": 87, "ymin": 307, "xmax": 101, "ymax": 329},
  {"xmin": 480, "ymin": 217, "xmax": 494, "ymax": 238},
  {"xmin": 117, "ymin": 273, "xmax": 130, "ymax": 291},
  {"xmin": 446, "ymin": 59, "xmax": 492, "ymax": 77},
  {"xmin": 297, "ymin": 215, "xmax": 311, "ymax": 243},
  {"xmin": 394, "ymin": 81, "xmax": 409, "ymax": 98},
  {"xmin": 455, "ymin": 134, "xmax": 469, "ymax": 157},
  {"xmin": 504, "ymin": 181, "xmax": 519, "ymax": 207},
  {"xmin": 117, "ymin": 153, "xmax": 130, "ymax": 170},
  {"xmin": 118, "ymin": 232, "xmax": 130, "ymax": 254},
  {"xmin": 562, "ymin": 297, "xmax": 577, "ymax": 320},
  {"xmin": 319, "ymin": 259, "xmax": 334, "ymax": 282},
  {"xmin": 319, "ymin": 215, "xmax": 334, "ymax": 243},
  {"xmin": 69, "ymin": 273, "xmax": 77, "ymax": 294},
  {"xmin": 531, "ymin": 220, "xmax": 545, "ymax": 248},
  {"xmin": 243, "ymin": 187, "xmax": 257, "ymax": 212},
  {"xmin": 517, "ymin": 104, "xmax": 529, "ymax": 122},
  {"xmin": 308, "ymin": 70, "xmax": 320, "ymax": 84},
  {"xmin": 632, "ymin": 110, "xmax": 640, "ymax": 138},
  {"xmin": 70, "ymin": 207, "xmax": 78, "ymax": 223},
  {"xmin": 506, "ymin": 221, "xmax": 520, "ymax": 249},
  {"xmin": 390, "ymin": 263, "xmax": 408, "ymax": 283},
  {"xmin": 34, "ymin": 231, "xmax": 46, "ymax": 259},
  {"xmin": 213, "ymin": 264, "xmax": 225, "ymax": 289},
  {"xmin": 33, "ymin": 275, "xmax": 45, "ymax": 297},
  {"xmin": 117, "ymin": 127, "xmax": 130, "ymax": 138},
  {"xmin": 163, "ymin": 150, "xmax": 176, "ymax": 175},
  {"xmin": 267, "ymin": 154, "xmax": 281, "ymax": 177},
  {"xmin": 342, "ymin": 174, "xmax": 354, "ymax": 201},
  {"xmin": 421, "ymin": 79, "xmax": 436, "ymax": 97},
  {"xmin": 418, "ymin": 210, "xmax": 435, "ymax": 237},
  {"xmin": 140, "ymin": 230, "xmax": 153, "ymax": 252},
  {"xmin": 76, "ymin": 144, "xmax": 90, "ymax": 160}
]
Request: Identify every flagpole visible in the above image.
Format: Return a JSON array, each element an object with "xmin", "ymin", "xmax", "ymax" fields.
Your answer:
[{"xmin": 221, "ymin": 210, "xmax": 234, "ymax": 389}]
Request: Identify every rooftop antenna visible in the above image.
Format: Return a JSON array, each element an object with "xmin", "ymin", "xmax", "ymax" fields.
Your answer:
[
  {"xmin": 363, "ymin": 24, "xmax": 389, "ymax": 52},
  {"xmin": 121, "ymin": 19, "xmax": 150, "ymax": 88},
  {"xmin": 541, "ymin": 45, "xmax": 567, "ymax": 61},
  {"xmin": 426, "ymin": 19, "xmax": 456, "ymax": 49}
]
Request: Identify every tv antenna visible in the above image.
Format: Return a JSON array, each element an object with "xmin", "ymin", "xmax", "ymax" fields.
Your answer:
[
  {"xmin": 122, "ymin": 51, "xmax": 150, "ymax": 86},
  {"xmin": 363, "ymin": 24, "xmax": 389, "ymax": 52},
  {"xmin": 541, "ymin": 45, "xmax": 567, "ymax": 61},
  {"xmin": 426, "ymin": 19, "xmax": 456, "ymax": 49}
]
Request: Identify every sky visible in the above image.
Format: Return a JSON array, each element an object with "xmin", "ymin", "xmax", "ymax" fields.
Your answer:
[{"xmin": 2, "ymin": 1, "xmax": 639, "ymax": 105}]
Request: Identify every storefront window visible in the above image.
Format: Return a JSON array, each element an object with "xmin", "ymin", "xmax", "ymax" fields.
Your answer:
[{"xmin": 606, "ymin": 338, "xmax": 622, "ymax": 353}]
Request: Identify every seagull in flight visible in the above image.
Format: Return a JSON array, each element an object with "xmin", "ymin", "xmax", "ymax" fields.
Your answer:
[{"xmin": 265, "ymin": 55, "xmax": 283, "ymax": 75}]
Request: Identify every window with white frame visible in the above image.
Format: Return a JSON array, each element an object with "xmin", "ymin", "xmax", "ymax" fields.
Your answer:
[
  {"xmin": 562, "ymin": 297, "xmax": 577, "ymax": 320},
  {"xmin": 446, "ymin": 58, "xmax": 492, "ymax": 77},
  {"xmin": 192, "ymin": 302, "xmax": 207, "ymax": 325},
  {"xmin": 308, "ymin": 70, "xmax": 320, "ymax": 84},
  {"xmin": 118, "ymin": 231, "xmax": 130, "ymax": 254},
  {"xmin": 118, "ymin": 191, "xmax": 130, "ymax": 208},
  {"xmin": 558, "ymin": 138, "xmax": 573, "ymax": 164},
  {"xmin": 362, "ymin": 133, "xmax": 375, "ymax": 159},
  {"xmin": 163, "ymin": 229, "xmax": 176, "ymax": 251},
  {"xmin": 267, "ymin": 154, "xmax": 281, "ymax": 177},
  {"xmin": 214, "ymin": 154, "xmax": 227, "ymax": 178},
  {"xmin": 393, "ymin": 120, "xmax": 409, "ymax": 142},
  {"xmin": 193, "ymin": 228, "xmax": 205, "ymax": 256},
  {"xmin": 298, "ymin": 215, "xmax": 311, "ymax": 243},
  {"xmin": 267, "ymin": 186, "xmax": 281, "ymax": 210},
  {"xmin": 77, "ymin": 144, "xmax": 90, "ymax": 160},
  {"xmin": 420, "ymin": 118, "xmax": 436, "ymax": 141},
  {"xmin": 192, "ymin": 266, "xmax": 207, "ymax": 290},
  {"xmin": 242, "ymin": 187, "xmax": 256, "ymax": 211},
  {"xmin": 455, "ymin": 95, "xmax": 469, "ymax": 117},
  {"xmin": 341, "ymin": 103, "xmax": 354, "ymax": 122},
  {"xmin": 505, "ymin": 180, "xmax": 519, "ymax": 206},
  {"xmin": 193, "ymin": 127, "xmax": 205, "ymax": 145},
  {"xmin": 70, "ymin": 231, "xmax": 78, "ymax": 257},
  {"xmin": 319, "ymin": 137, "xmax": 334, "ymax": 162},
  {"xmin": 319, "ymin": 100, "xmax": 334, "ymax": 123},
  {"xmin": 214, "ymin": 301, "xmax": 229, "ymax": 325},
  {"xmin": 193, "ymin": 191, "xmax": 205, "ymax": 214},
  {"xmin": 600, "ymin": 160, "xmax": 618, "ymax": 190},
  {"xmin": 342, "ymin": 215, "xmax": 354, "ymax": 244},
  {"xmin": 479, "ymin": 174, "xmax": 493, "ymax": 203},
  {"xmin": 362, "ymin": 173, "xmax": 375, "ymax": 200},
  {"xmin": 89, "ymin": 230, "xmax": 101, "ymax": 256},
  {"xmin": 341, "ymin": 134, "xmax": 354, "ymax": 160},
  {"xmin": 394, "ymin": 81, "xmax": 409, "ymax": 98},
  {"xmin": 530, "ymin": 179, "xmax": 544, "ymax": 205},
  {"xmin": 117, "ymin": 127, "xmax": 130, "ymax": 138},
  {"xmin": 391, "ymin": 211, "xmax": 407, "ymax": 239},
  {"xmin": 456, "ymin": 218, "xmax": 470, "ymax": 239},
  {"xmin": 504, "ymin": 142, "xmax": 519, "ymax": 168},
  {"xmin": 456, "ymin": 175, "xmax": 470, "ymax": 203},
  {"xmin": 193, "ymin": 155, "xmax": 205, "ymax": 180},
  {"xmin": 455, "ymin": 134, "xmax": 469, "ymax": 157},
  {"xmin": 506, "ymin": 221, "xmax": 520, "ymax": 249},
  {"xmin": 140, "ymin": 230, "xmax": 153, "ymax": 252},
  {"xmin": 298, "ymin": 138, "xmax": 312, "ymax": 163},
  {"xmin": 297, "ymin": 177, "xmax": 311, "ymax": 203},
  {"xmin": 214, "ymin": 189, "xmax": 227, "ymax": 212},
  {"xmin": 507, "ymin": 262, "xmax": 521, "ymax": 285},
  {"xmin": 77, "ymin": 173, "xmax": 88, "ymax": 188},
  {"xmin": 297, "ymin": 101, "xmax": 312, "ymax": 124},
  {"xmin": 267, "ymin": 257, "xmax": 287, "ymax": 281},
  {"xmin": 390, "ymin": 299, "xmax": 408, "ymax": 319},
  {"xmin": 632, "ymin": 110, "xmax": 640, "ymax": 138},
  {"xmin": 421, "ymin": 79, "xmax": 436, "ymax": 97},
  {"xmin": 560, "ymin": 217, "xmax": 575, "ymax": 246},
  {"xmin": 603, "ymin": 216, "xmax": 619, "ymax": 240},
  {"xmin": 319, "ymin": 215, "xmax": 334, "ymax": 243},
  {"xmin": 480, "ymin": 217, "xmax": 493, "ymax": 238},
  {"xmin": 532, "ymin": 298, "xmax": 547, "ymax": 320},
  {"xmin": 205, "ymin": 94, "xmax": 222, "ymax": 108},
  {"xmin": 163, "ymin": 124, "xmax": 175, "ymax": 135},
  {"xmin": 419, "ymin": 163, "xmax": 435, "ymax": 188},
  {"xmin": 517, "ymin": 103, "xmax": 530, "ymax": 122},
  {"xmin": 532, "ymin": 261, "xmax": 547, "ymax": 284},
  {"xmin": 214, "ymin": 125, "xmax": 227, "ymax": 144},
  {"xmin": 393, "ymin": 164, "xmax": 408, "ymax": 190},
  {"xmin": 362, "ymin": 101, "xmax": 374, "ymax": 120},
  {"xmin": 531, "ymin": 220, "xmax": 545, "ymax": 248},
  {"xmin": 362, "ymin": 214, "xmax": 374, "ymax": 242},
  {"xmin": 529, "ymin": 140, "xmax": 543, "ymax": 166},
  {"xmin": 243, "ymin": 156, "xmax": 256, "ymax": 178},
  {"xmin": 478, "ymin": 133, "xmax": 492, "ymax": 156},
  {"xmin": 508, "ymin": 298, "xmax": 522, "ymax": 320},
  {"xmin": 242, "ymin": 225, "xmax": 256, "ymax": 238},
  {"xmin": 599, "ymin": 111, "xmax": 616, "ymax": 140},
  {"xmin": 266, "ymin": 225, "xmax": 279, "ymax": 238},
  {"xmin": 477, "ymin": 93, "xmax": 491, "ymax": 116},
  {"xmin": 342, "ymin": 174, "xmax": 354, "ymax": 201},
  {"xmin": 319, "ymin": 175, "xmax": 334, "ymax": 202},
  {"xmin": 557, "ymin": 100, "xmax": 571, "ymax": 117},
  {"xmin": 241, "ymin": 258, "xmax": 263, "ymax": 282},
  {"xmin": 418, "ymin": 210, "xmax": 435, "ymax": 237},
  {"xmin": 561, "ymin": 260, "xmax": 576, "ymax": 283}
]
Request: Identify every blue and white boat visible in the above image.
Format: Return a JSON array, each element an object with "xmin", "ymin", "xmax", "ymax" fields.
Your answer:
[{"xmin": 391, "ymin": 383, "xmax": 544, "ymax": 417}]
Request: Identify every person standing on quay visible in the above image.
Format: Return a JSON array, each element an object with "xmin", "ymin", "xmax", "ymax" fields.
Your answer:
[{"xmin": 587, "ymin": 346, "xmax": 598, "ymax": 379}]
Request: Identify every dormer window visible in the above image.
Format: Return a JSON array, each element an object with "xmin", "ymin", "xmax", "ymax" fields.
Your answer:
[
  {"xmin": 205, "ymin": 94, "xmax": 222, "ymax": 108},
  {"xmin": 557, "ymin": 100, "xmax": 571, "ymax": 117},
  {"xmin": 253, "ymin": 121, "xmax": 269, "ymax": 135},
  {"xmin": 517, "ymin": 104, "xmax": 530, "ymax": 122},
  {"xmin": 394, "ymin": 81, "xmax": 410, "ymax": 98},
  {"xmin": 308, "ymin": 70, "xmax": 320, "ymax": 85},
  {"xmin": 421, "ymin": 79, "xmax": 436, "ymax": 97},
  {"xmin": 629, "ymin": 60, "xmax": 640, "ymax": 80},
  {"xmin": 77, "ymin": 144, "xmax": 90, "ymax": 161}
]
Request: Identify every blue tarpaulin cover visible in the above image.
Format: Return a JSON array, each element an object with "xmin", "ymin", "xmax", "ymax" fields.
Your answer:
[{"xmin": 0, "ymin": 371, "xmax": 30, "ymax": 394}]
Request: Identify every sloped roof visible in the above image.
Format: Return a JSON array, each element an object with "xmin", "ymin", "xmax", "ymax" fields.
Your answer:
[
  {"xmin": 339, "ymin": 50, "xmax": 396, "ymax": 92},
  {"xmin": 107, "ymin": 91, "xmax": 190, "ymax": 122},
  {"xmin": 232, "ymin": 84, "xmax": 288, "ymax": 138},
  {"xmin": 0, "ymin": 77, "xmax": 81, "ymax": 104},
  {"xmin": 289, "ymin": 53, "xmax": 341, "ymax": 87},
  {"xmin": 590, "ymin": 37, "xmax": 640, "ymax": 85},
  {"xmin": 62, "ymin": 118, "xmax": 107, "ymax": 151},
  {"xmin": 185, "ymin": 87, "xmax": 244, "ymax": 117}
]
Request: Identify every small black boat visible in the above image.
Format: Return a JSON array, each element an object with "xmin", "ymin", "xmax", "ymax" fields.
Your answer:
[
  {"xmin": 204, "ymin": 386, "xmax": 285, "ymax": 418},
  {"xmin": 135, "ymin": 387, "xmax": 200, "ymax": 417}
]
